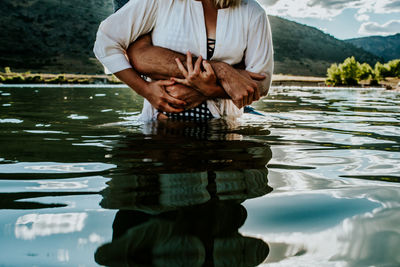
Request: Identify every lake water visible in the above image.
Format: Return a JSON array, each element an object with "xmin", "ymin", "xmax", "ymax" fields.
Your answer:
[{"xmin": 0, "ymin": 85, "xmax": 399, "ymax": 266}]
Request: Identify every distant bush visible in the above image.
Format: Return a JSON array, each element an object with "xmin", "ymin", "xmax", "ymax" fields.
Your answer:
[
  {"xmin": 359, "ymin": 63, "xmax": 374, "ymax": 80},
  {"xmin": 327, "ymin": 57, "xmax": 400, "ymax": 86},
  {"xmin": 326, "ymin": 63, "xmax": 342, "ymax": 85},
  {"xmin": 4, "ymin": 75, "xmax": 25, "ymax": 84},
  {"xmin": 25, "ymin": 75, "xmax": 44, "ymax": 83},
  {"xmin": 374, "ymin": 62, "xmax": 390, "ymax": 79},
  {"xmin": 386, "ymin": 59, "xmax": 400, "ymax": 77},
  {"xmin": 340, "ymin": 57, "xmax": 359, "ymax": 85},
  {"xmin": 326, "ymin": 57, "xmax": 361, "ymax": 85},
  {"xmin": 46, "ymin": 75, "xmax": 66, "ymax": 84},
  {"xmin": 4, "ymin": 67, "xmax": 11, "ymax": 74}
]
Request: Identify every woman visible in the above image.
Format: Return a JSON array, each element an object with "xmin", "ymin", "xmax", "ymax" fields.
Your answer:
[{"xmin": 94, "ymin": 0, "xmax": 273, "ymax": 121}]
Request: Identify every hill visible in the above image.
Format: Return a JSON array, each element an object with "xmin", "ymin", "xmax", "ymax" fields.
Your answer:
[
  {"xmin": 0, "ymin": 0, "xmax": 382, "ymax": 76},
  {"xmin": 269, "ymin": 16, "xmax": 382, "ymax": 75},
  {"xmin": 345, "ymin": 33, "xmax": 400, "ymax": 62},
  {"xmin": 0, "ymin": 0, "xmax": 113, "ymax": 74}
]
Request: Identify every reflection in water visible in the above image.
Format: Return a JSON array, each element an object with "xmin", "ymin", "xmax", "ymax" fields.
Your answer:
[
  {"xmin": 15, "ymin": 212, "xmax": 87, "ymax": 240},
  {"xmin": 2, "ymin": 86, "xmax": 398, "ymax": 266},
  {"xmin": 95, "ymin": 120, "xmax": 273, "ymax": 266}
]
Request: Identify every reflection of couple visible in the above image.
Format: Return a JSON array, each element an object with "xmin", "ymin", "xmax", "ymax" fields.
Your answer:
[
  {"xmin": 94, "ymin": 0, "xmax": 273, "ymax": 121},
  {"xmin": 94, "ymin": 123, "xmax": 273, "ymax": 266}
]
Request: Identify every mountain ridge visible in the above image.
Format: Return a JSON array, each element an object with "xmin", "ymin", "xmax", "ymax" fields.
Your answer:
[
  {"xmin": 0, "ymin": 0, "xmax": 383, "ymax": 76},
  {"xmin": 345, "ymin": 33, "xmax": 400, "ymax": 62}
]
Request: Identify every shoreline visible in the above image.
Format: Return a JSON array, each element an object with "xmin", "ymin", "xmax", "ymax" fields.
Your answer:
[{"xmin": 0, "ymin": 72, "xmax": 398, "ymax": 89}]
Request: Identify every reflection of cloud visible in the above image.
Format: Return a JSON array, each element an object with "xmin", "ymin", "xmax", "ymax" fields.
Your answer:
[
  {"xmin": 78, "ymin": 233, "xmax": 104, "ymax": 245},
  {"xmin": 15, "ymin": 213, "xmax": 87, "ymax": 240},
  {"xmin": 258, "ymin": 0, "xmax": 400, "ymax": 19},
  {"xmin": 27, "ymin": 180, "xmax": 89, "ymax": 190},
  {"xmin": 358, "ymin": 20, "xmax": 400, "ymax": 36},
  {"xmin": 0, "ymin": 162, "xmax": 116, "ymax": 173},
  {"xmin": 248, "ymin": 187, "xmax": 400, "ymax": 266}
]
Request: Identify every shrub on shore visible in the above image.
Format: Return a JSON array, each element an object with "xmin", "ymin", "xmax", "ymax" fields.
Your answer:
[{"xmin": 326, "ymin": 58, "xmax": 399, "ymax": 86}]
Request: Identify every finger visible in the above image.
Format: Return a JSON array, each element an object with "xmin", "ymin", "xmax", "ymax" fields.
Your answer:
[
  {"xmin": 247, "ymin": 90, "xmax": 254, "ymax": 106},
  {"xmin": 165, "ymin": 94, "xmax": 187, "ymax": 107},
  {"xmin": 170, "ymin": 77, "xmax": 190, "ymax": 86},
  {"xmin": 186, "ymin": 51, "xmax": 193, "ymax": 73},
  {"xmin": 157, "ymin": 79, "xmax": 175, "ymax": 86},
  {"xmin": 233, "ymin": 99, "xmax": 242, "ymax": 109},
  {"xmin": 175, "ymin": 58, "xmax": 188, "ymax": 77},
  {"xmin": 254, "ymin": 87, "xmax": 260, "ymax": 101},
  {"xmin": 247, "ymin": 71, "xmax": 266, "ymax": 81},
  {"xmin": 202, "ymin": 60, "xmax": 215, "ymax": 75},
  {"xmin": 162, "ymin": 104, "xmax": 185, "ymax": 113},
  {"xmin": 194, "ymin": 55, "xmax": 202, "ymax": 74}
]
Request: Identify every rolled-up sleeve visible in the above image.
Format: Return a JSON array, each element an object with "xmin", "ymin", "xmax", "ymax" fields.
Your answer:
[
  {"xmin": 93, "ymin": 0, "xmax": 158, "ymax": 73},
  {"xmin": 244, "ymin": 11, "xmax": 274, "ymax": 96}
]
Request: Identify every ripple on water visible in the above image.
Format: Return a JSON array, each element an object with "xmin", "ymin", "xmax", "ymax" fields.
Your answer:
[
  {"xmin": 0, "ymin": 162, "xmax": 116, "ymax": 174},
  {"xmin": 0, "ymin": 118, "xmax": 23, "ymax": 123}
]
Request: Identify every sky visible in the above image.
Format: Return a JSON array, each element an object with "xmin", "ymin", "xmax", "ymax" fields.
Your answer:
[{"xmin": 259, "ymin": 0, "xmax": 400, "ymax": 40}]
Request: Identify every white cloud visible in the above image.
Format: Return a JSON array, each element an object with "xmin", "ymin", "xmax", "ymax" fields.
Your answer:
[
  {"xmin": 355, "ymin": 13, "xmax": 370, "ymax": 22},
  {"xmin": 259, "ymin": 0, "xmax": 400, "ymax": 19},
  {"xmin": 358, "ymin": 20, "xmax": 400, "ymax": 36}
]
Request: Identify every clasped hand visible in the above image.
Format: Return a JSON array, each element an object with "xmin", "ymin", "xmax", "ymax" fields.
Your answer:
[
  {"xmin": 171, "ymin": 51, "xmax": 220, "ymax": 97},
  {"xmin": 145, "ymin": 51, "xmax": 265, "ymax": 113}
]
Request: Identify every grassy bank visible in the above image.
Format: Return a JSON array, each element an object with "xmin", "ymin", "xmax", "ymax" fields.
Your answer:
[
  {"xmin": 1, "ymin": 70, "xmax": 398, "ymax": 89},
  {"xmin": 0, "ymin": 71, "xmax": 121, "ymax": 84}
]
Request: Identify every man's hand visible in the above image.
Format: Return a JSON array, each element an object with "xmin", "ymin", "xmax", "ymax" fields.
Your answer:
[
  {"xmin": 142, "ymin": 80, "xmax": 187, "ymax": 113},
  {"xmin": 165, "ymin": 83, "xmax": 207, "ymax": 110},
  {"xmin": 215, "ymin": 63, "xmax": 266, "ymax": 108}
]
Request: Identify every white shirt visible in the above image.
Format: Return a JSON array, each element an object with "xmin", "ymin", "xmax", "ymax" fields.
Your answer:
[{"xmin": 94, "ymin": 0, "xmax": 273, "ymax": 121}]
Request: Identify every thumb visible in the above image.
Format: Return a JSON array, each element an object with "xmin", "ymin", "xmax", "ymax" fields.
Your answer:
[
  {"xmin": 157, "ymin": 80, "xmax": 175, "ymax": 86},
  {"xmin": 247, "ymin": 71, "xmax": 266, "ymax": 81}
]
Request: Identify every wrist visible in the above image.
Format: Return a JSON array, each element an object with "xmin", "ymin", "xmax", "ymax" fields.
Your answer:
[
  {"xmin": 210, "ymin": 61, "xmax": 230, "ymax": 82},
  {"xmin": 199, "ymin": 84, "xmax": 226, "ymax": 98},
  {"xmin": 134, "ymin": 80, "xmax": 151, "ymax": 98}
]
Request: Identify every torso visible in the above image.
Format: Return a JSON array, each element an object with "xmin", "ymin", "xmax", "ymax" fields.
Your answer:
[{"xmin": 151, "ymin": 0, "xmax": 249, "ymax": 64}]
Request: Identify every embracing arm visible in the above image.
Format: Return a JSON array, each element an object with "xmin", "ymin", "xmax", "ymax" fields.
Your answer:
[
  {"xmin": 93, "ymin": 0, "xmax": 186, "ymax": 112},
  {"xmin": 127, "ymin": 35, "xmax": 266, "ymax": 108}
]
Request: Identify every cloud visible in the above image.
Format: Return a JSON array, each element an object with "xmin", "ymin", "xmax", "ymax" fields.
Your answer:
[
  {"xmin": 355, "ymin": 13, "xmax": 370, "ymax": 22},
  {"xmin": 259, "ymin": 0, "xmax": 400, "ymax": 19},
  {"xmin": 358, "ymin": 20, "xmax": 400, "ymax": 36}
]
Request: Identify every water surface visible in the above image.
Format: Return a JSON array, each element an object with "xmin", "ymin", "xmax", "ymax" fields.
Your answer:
[{"xmin": 0, "ymin": 85, "xmax": 399, "ymax": 266}]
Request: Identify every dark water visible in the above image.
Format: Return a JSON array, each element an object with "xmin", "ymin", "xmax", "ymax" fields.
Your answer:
[{"xmin": 0, "ymin": 85, "xmax": 399, "ymax": 266}]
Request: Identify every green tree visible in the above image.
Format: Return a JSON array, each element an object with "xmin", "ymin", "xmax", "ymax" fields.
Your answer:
[
  {"xmin": 386, "ymin": 59, "xmax": 400, "ymax": 77},
  {"xmin": 375, "ymin": 62, "xmax": 390, "ymax": 79},
  {"xmin": 358, "ymin": 63, "xmax": 374, "ymax": 80},
  {"xmin": 340, "ymin": 56, "xmax": 360, "ymax": 85},
  {"xmin": 326, "ymin": 63, "xmax": 342, "ymax": 85}
]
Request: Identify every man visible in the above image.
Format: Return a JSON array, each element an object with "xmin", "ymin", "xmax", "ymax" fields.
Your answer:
[{"xmin": 95, "ymin": 0, "xmax": 273, "ymax": 120}]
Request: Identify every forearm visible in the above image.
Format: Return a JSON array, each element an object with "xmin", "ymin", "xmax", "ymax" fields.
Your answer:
[
  {"xmin": 113, "ymin": 68, "xmax": 148, "ymax": 98},
  {"xmin": 127, "ymin": 36, "xmax": 266, "ymax": 102},
  {"xmin": 127, "ymin": 35, "xmax": 186, "ymax": 80},
  {"xmin": 128, "ymin": 35, "xmax": 229, "ymax": 98}
]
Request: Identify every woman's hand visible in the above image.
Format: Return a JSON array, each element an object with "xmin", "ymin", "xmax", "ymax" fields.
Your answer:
[
  {"xmin": 171, "ymin": 51, "xmax": 220, "ymax": 97},
  {"xmin": 142, "ymin": 80, "xmax": 187, "ymax": 113}
]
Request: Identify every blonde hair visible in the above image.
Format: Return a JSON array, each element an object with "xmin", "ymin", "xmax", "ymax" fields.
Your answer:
[{"xmin": 213, "ymin": 0, "xmax": 242, "ymax": 8}]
